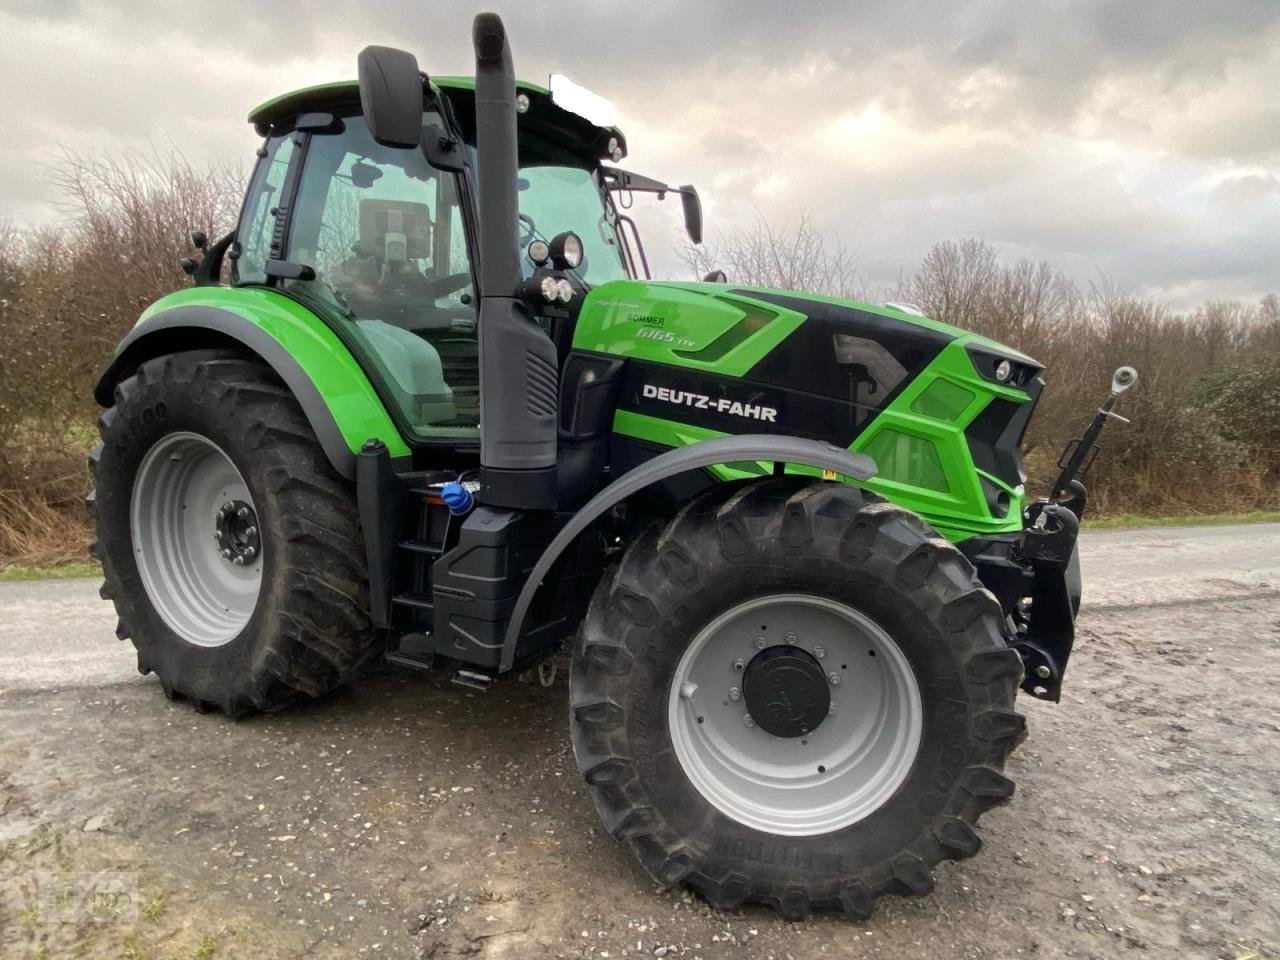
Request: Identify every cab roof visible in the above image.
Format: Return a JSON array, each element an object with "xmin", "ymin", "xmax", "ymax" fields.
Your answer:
[{"xmin": 247, "ymin": 76, "xmax": 626, "ymax": 163}]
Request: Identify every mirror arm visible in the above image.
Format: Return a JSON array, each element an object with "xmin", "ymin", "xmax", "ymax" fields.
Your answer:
[{"xmin": 600, "ymin": 166, "xmax": 671, "ymax": 196}]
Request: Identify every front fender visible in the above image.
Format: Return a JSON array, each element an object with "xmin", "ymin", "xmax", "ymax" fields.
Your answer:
[
  {"xmin": 501, "ymin": 434, "xmax": 878, "ymax": 670},
  {"xmin": 94, "ymin": 287, "xmax": 409, "ymax": 479}
]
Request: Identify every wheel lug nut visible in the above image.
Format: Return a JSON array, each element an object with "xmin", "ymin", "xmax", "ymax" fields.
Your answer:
[
  {"xmin": 814, "ymin": 645, "xmax": 826, "ymax": 658},
  {"xmin": 733, "ymin": 658, "xmax": 744, "ymax": 671},
  {"xmin": 237, "ymin": 506, "xmax": 250, "ymax": 518},
  {"xmin": 245, "ymin": 526, "xmax": 257, "ymax": 537},
  {"xmin": 828, "ymin": 672, "xmax": 840, "ymax": 686},
  {"xmin": 220, "ymin": 548, "xmax": 232, "ymax": 559},
  {"xmin": 785, "ymin": 632, "xmax": 798, "ymax": 644},
  {"xmin": 221, "ymin": 501, "xmax": 233, "ymax": 513},
  {"xmin": 743, "ymin": 714, "xmax": 755, "ymax": 728},
  {"xmin": 828, "ymin": 702, "xmax": 836, "ymax": 715},
  {"xmin": 232, "ymin": 555, "xmax": 245, "ymax": 566},
  {"xmin": 679, "ymin": 681, "xmax": 698, "ymax": 701},
  {"xmin": 244, "ymin": 546, "xmax": 256, "ymax": 560},
  {"xmin": 753, "ymin": 637, "xmax": 766, "ymax": 650},
  {"xmin": 728, "ymin": 687, "xmax": 741, "ymax": 701}
]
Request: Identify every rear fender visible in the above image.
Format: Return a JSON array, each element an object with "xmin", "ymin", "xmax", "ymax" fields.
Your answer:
[{"xmin": 94, "ymin": 288, "xmax": 410, "ymax": 479}]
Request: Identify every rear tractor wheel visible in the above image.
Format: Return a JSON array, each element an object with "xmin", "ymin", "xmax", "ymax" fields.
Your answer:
[
  {"xmin": 88, "ymin": 349, "xmax": 376, "ymax": 716},
  {"xmin": 570, "ymin": 478, "xmax": 1025, "ymax": 920}
]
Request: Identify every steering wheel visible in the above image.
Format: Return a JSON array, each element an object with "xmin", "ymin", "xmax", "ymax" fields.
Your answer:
[
  {"xmin": 518, "ymin": 213, "xmax": 538, "ymax": 247},
  {"xmin": 378, "ymin": 269, "xmax": 472, "ymax": 301}
]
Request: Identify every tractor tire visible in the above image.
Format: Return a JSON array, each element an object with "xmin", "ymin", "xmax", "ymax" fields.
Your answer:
[
  {"xmin": 569, "ymin": 477, "xmax": 1024, "ymax": 920},
  {"xmin": 87, "ymin": 349, "xmax": 376, "ymax": 716}
]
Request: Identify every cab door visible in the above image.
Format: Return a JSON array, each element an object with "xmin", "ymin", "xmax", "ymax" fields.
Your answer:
[{"xmin": 237, "ymin": 106, "xmax": 480, "ymax": 443}]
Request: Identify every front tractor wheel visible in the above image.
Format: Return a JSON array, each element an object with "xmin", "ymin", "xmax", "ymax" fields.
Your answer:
[
  {"xmin": 88, "ymin": 350, "xmax": 376, "ymax": 716},
  {"xmin": 570, "ymin": 478, "xmax": 1025, "ymax": 920}
]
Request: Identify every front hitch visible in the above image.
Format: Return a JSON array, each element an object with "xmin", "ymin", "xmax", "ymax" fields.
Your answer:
[
  {"xmin": 1013, "ymin": 501, "xmax": 1080, "ymax": 701},
  {"xmin": 1012, "ymin": 366, "xmax": 1137, "ymax": 701}
]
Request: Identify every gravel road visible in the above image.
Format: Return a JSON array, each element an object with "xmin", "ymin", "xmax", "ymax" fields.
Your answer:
[{"xmin": 1, "ymin": 523, "xmax": 1277, "ymax": 959}]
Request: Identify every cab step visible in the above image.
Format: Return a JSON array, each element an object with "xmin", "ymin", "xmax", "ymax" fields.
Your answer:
[
  {"xmin": 451, "ymin": 669, "xmax": 494, "ymax": 691},
  {"xmin": 385, "ymin": 631, "xmax": 435, "ymax": 671}
]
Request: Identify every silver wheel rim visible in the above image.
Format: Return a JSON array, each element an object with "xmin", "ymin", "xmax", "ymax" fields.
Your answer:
[
  {"xmin": 668, "ymin": 593, "xmax": 923, "ymax": 836},
  {"xmin": 130, "ymin": 432, "xmax": 263, "ymax": 647}
]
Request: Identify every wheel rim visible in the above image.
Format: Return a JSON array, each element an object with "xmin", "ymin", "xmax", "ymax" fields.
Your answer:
[
  {"xmin": 668, "ymin": 593, "xmax": 923, "ymax": 837},
  {"xmin": 130, "ymin": 432, "xmax": 263, "ymax": 647}
]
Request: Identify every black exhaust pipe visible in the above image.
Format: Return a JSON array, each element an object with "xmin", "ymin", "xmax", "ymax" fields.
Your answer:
[{"xmin": 471, "ymin": 12, "xmax": 559, "ymax": 509}]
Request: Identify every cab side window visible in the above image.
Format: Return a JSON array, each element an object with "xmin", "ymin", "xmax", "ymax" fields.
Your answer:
[
  {"xmin": 235, "ymin": 134, "xmax": 295, "ymax": 284},
  {"xmin": 284, "ymin": 113, "xmax": 478, "ymax": 437}
]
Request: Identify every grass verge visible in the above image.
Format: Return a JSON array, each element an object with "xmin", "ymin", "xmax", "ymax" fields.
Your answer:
[
  {"xmin": 0, "ymin": 561, "xmax": 101, "ymax": 582},
  {"xmin": 1087, "ymin": 510, "xmax": 1280, "ymax": 530}
]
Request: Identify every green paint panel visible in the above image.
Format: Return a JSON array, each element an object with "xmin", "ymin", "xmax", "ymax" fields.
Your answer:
[
  {"xmin": 136, "ymin": 287, "xmax": 409, "ymax": 458},
  {"xmin": 849, "ymin": 339, "xmax": 1029, "ymax": 536},
  {"xmin": 861, "ymin": 430, "xmax": 950, "ymax": 492},
  {"xmin": 574, "ymin": 281, "xmax": 806, "ymax": 376}
]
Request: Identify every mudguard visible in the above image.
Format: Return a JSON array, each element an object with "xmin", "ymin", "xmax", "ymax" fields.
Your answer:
[
  {"xmin": 94, "ymin": 287, "xmax": 409, "ymax": 479},
  {"xmin": 501, "ymin": 434, "xmax": 878, "ymax": 670}
]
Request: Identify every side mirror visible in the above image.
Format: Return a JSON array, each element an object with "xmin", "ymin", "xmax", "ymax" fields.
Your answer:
[
  {"xmin": 679, "ymin": 185, "xmax": 703, "ymax": 245},
  {"xmin": 357, "ymin": 45, "xmax": 423, "ymax": 149}
]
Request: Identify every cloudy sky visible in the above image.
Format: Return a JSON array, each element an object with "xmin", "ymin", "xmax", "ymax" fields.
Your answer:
[{"xmin": 2, "ymin": 0, "xmax": 1277, "ymax": 308}]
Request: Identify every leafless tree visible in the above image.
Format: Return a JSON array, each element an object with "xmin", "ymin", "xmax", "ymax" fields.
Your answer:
[{"xmin": 683, "ymin": 211, "xmax": 865, "ymax": 299}]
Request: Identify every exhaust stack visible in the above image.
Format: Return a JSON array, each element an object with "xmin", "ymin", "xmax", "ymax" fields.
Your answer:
[{"xmin": 471, "ymin": 13, "xmax": 559, "ymax": 508}]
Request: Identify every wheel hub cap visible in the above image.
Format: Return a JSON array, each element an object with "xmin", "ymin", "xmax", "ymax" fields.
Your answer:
[
  {"xmin": 214, "ymin": 499, "xmax": 260, "ymax": 566},
  {"xmin": 742, "ymin": 645, "xmax": 830, "ymax": 738}
]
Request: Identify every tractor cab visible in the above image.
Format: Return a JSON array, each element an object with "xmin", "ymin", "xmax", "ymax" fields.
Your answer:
[{"xmin": 239, "ymin": 73, "xmax": 698, "ymax": 445}]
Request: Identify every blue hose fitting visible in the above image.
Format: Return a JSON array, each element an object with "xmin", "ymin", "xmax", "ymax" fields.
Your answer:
[{"xmin": 440, "ymin": 481, "xmax": 474, "ymax": 516}]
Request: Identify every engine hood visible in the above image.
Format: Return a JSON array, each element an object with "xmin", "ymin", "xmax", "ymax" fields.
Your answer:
[{"xmin": 573, "ymin": 279, "xmax": 1039, "ymax": 374}]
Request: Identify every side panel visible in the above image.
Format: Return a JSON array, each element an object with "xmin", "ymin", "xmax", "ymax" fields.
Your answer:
[
  {"xmin": 95, "ymin": 286, "xmax": 409, "ymax": 478},
  {"xmin": 576, "ymin": 281, "xmax": 1038, "ymax": 540}
]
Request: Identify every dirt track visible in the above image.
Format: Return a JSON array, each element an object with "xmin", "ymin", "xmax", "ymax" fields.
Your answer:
[{"xmin": 1, "ymin": 523, "xmax": 1278, "ymax": 959}]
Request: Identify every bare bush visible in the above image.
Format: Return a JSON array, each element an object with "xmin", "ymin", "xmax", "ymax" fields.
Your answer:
[
  {"xmin": 0, "ymin": 151, "xmax": 241, "ymax": 563},
  {"xmin": 683, "ymin": 211, "xmax": 865, "ymax": 299}
]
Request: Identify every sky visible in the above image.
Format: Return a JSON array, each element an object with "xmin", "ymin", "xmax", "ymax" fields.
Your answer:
[{"xmin": 1, "ymin": 0, "xmax": 1277, "ymax": 310}]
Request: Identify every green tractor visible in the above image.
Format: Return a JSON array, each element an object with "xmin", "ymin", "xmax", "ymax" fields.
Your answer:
[{"xmin": 88, "ymin": 13, "xmax": 1136, "ymax": 920}]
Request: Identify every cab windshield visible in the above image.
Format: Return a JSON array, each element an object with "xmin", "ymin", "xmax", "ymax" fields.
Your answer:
[
  {"xmin": 516, "ymin": 164, "xmax": 628, "ymax": 285},
  {"xmin": 468, "ymin": 129, "xmax": 629, "ymax": 285}
]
